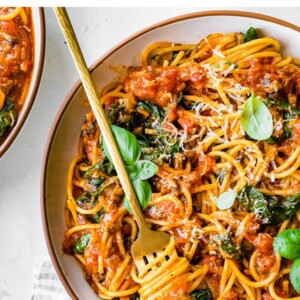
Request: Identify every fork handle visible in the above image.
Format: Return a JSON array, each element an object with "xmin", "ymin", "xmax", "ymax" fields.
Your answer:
[{"xmin": 53, "ymin": 7, "xmax": 149, "ymax": 230}]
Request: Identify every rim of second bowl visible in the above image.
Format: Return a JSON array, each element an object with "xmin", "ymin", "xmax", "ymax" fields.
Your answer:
[
  {"xmin": 0, "ymin": 7, "xmax": 46, "ymax": 158},
  {"xmin": 41, "ymin": 9, "xmax": 300, "ymax": 300}
]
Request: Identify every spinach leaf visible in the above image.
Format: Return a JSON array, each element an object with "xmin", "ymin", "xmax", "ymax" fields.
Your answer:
[
  {"xmin": 76, "ymin": 192, "xmax": 92, "ymax": 205},
  {"xmin": 237, "ymin": 185, "xmax": 300, "ymax": 224},
  {"xmin": 136, "ymin": 134, "xmax": 149, "ymax": 147},
  {"xmin": 88, "ymin": 177, "xmax": 105, "ymax": 187},
  {"xmin": 91, "ymin": 207, "xmax": 105, "ymax": 224},
  {"xmin": 105, "ymin": 101, "xmax": 125, "ymax": 124},
  {"xmin": 266, "ymin": 122, "xmax": 292, "ymax": 144},
  {"xmin": 237, "ymin": 185, "xmax": 269, "ymax": 219},
  {"xmin": 76, "ymin": 181, "xmax": 114, "ymax": 206},
  {"xmin": 211, "ymin": 233, "xmax": 241, "ymax": 259},
  {"xmin": 273, "ymin": 229, "xmax": 300, "ymax": 260},
  {"xmin": 141, "ymin": 143, "xmax": 179, "ymax": 165},
  {"xmin": 83, "ymin": 160, "xmax": 115, "ymax": 178},
  {"xmin": 124, "ymin": 179, "xmax": 152, "ymax": 213},
  {"xmin": 265, "ymin": 97, "xmax": 300, "ymax": 116},
  {"xmin": 73, "ymin": 234, "xmax": 91, "ymax": 254},
  {"xmin": 138, "ymin": 101, "xmax": 165, "ymax": 130},
  {"xmin": 265, "ymin": 97, "xmax": 298, "ymax": 144},
  {"xmin": 93, "ymin": 181, "xmax": 115, "ymax": 198},
  {"xmin": 241, "ymin": 93, "xmax": 273, "ymax": 141},
  {"xmin": 137, "ymin": 101, "xmax": 165, "ymax": 119},
  {"xmin": 290, "ymin": 258, "xmax": 300, "ymax": 293},
  {"xmin": 190, "ymin": 288, "xmax": 212, "ymax": 300},
  {"xmin": 243, "ymin": 27, "xmax": 258, "ymax": 43},
  {"xmin": 220, "ymin": 234, "xmax": 241, "ymax": 258},
  {"xmin": 267, "ymin": 192, "xmax": 300, "ymax": 224},
  {"xmin": 141, "ymin": 128, "xmax": 180, "ymax": 164},
  {"xmin": 0, "ymin": 98, "xmax": 17, "ymax": 139},
  {"xmin": 215, "ymin": 188, "xmax": 236, "ymax": 210},
  {"xmin": 83, "ymin": 162, "xmax": 108, "ymax": 190}
]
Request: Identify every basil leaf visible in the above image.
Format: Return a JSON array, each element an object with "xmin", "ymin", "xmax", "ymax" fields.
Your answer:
[
  {"xmin": 103, "ymin": 125, "xmax": 141, "ymax": 165},
  {"xmin": 73, "ymin": 234, "xmax": 91, "ymax": 254},
  {"xmin": 125, "ymin": 164, "xmax": 139, "ymax": 181},
  {"xmin": 241, "ymin": 93, "xmax": 273, "ymax": 141},
  {"xmin": 290, "ymin": 258, "xmax": 300, "ymax": 293},
  {"xmin": 273, "ymin": 229, "xmax": 300, "ymax": 260},
  {"xmin": 136, "ymin": 160, "xmax": 158, "ymax": 180},
  {"xmin": 101, "ymin": 124, "xmax": 157, "ymax": 212},
  {"xmin": 215, "ymin": 189, "xmax": 236, "ymax": 210},
  {"xmin": 124, "ymin": 179, "xmax": 151, "ymax": 213}
]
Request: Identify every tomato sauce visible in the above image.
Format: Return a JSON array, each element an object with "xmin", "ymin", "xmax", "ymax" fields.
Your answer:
[
  {"xmin": 281, "ymin": 119, "xmax": 300, "ymax": 155},
  {"xmin": 0, "ymin": 8, "xmax": 33, "ymax": 141},
  {"xmin": 124, "ymin": 63, "xmax": 207, "ymax": 108}
]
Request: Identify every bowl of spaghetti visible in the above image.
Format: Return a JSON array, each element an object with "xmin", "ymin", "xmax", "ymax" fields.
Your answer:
[
  {"xmin": 0, "ymin": 7, "xmax": 45, "ymax": 157},
  {"xmin": 42, "ymin": 11, "xmax": 300, "ymax": 300}
]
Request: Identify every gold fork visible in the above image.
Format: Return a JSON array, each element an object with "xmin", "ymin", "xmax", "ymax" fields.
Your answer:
[{"xmin": 53, "ymin": 7, "xmax": 171, "ymax": 272}]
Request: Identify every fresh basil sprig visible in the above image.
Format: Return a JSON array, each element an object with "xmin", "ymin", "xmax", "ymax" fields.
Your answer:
[
  {"xmin": 273, "ymin": 228, "xmax": 300, "ymax": 293},
  {"xmin": 102, "ymin": 125, "xmax": 158, "ymax": 212},
  {"xmin": 241, "ymin": 93, "xmax": 273, "ymax": 141}
]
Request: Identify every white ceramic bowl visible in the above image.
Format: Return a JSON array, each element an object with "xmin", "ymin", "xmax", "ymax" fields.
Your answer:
[
  {"xmin": 41, "ymin": 11, "xmax": 300, "ymax": 300},
  {"xmin": 0, "ymin": 8, "xmax": 45, "ymax": 157}
]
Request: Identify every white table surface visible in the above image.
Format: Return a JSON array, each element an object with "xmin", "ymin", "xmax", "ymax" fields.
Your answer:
[{"xmin": 0, "ymin": 6, "xmax": 299, "ymax": 300}]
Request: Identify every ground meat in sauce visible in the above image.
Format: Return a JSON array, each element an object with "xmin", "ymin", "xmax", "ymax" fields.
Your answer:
[
  {"xmin": 279, "ymin": 65, "xmax": 300, "ymax": 96},
  {"xmin": 253, "ymin": 233, "xmax": 274, "ymax": 254},
  {"xmin": 123, "ymin": 63, "xmax": 207, "ymax": 108},
  {"xmin": 0, "ymin": 17, "xmax": 32, "ymax": 106},
  {"xmin": 280, "ymin": 119, "xmax": 300, "ymax": 155},
  {"xmin": 262, "ymin": 292, "xmax": 275, "ymax": 300},
  {"xmin": 0, "ymin": 9, "xmax": 33, "ymax": 141},
  {"xmin": 244, "ymin": 58, "xmax": 281, "ymax": 97},
  {"xmin": 238, "ymin": 58, "xmax": 300, "ymax": 108},
  {"xmin": 123, "ymin": 66, "xmax": 182, "ymax": 107}
]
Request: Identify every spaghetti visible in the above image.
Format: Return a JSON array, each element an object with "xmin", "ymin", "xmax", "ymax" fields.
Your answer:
[
  {"xmin": 63, "ymin": 28, "xmax": 300, "ymax": 299},
  {"xmin": 0, "ymin": 7, "xmax": 33, "ymax": 142}
]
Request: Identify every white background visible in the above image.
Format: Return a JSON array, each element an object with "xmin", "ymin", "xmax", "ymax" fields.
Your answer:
[{"xmin": 0, "ymin": 6, "xmax": 299, "ymax": 300}]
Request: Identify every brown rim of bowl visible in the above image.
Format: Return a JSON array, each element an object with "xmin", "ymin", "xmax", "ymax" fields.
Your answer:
[
  {"xmin": 41, "ymin": 10, "xmax": 300, "ymax": 300},
  {"xmin": 0, "ymin": 8, "xmax": 46, "ymax": 158}
]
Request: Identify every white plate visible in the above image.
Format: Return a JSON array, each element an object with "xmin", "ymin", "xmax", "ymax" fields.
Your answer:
[{"xmin": 41, "ymin": 11, "xmax": 300, "ymax": 300}]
